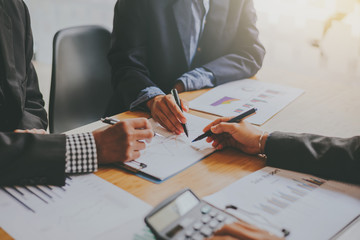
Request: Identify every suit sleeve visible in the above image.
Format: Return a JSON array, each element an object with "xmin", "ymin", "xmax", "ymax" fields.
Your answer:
[
  {"xmin": 265, "ymin": 132, "xmax": 360, "ymax": 184},
  {"xmin": 0, "ymin": 132, "xmax": 66, "ymax": 186},
  {"xmin": 203, "ymin": 0, "xmax": 265, "ymax": 84},
  {"xmin": 17, "ymin": 2, "xmax": 48, "ymax": 130},
  {"xmin": 108, "ymin": 0, "xmax": 158, "ymax": 111}
]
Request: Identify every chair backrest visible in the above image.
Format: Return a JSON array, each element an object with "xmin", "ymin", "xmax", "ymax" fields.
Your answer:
[{"xmin": 49, "ymin": 25, "xmax": 112, "ymax": 133}]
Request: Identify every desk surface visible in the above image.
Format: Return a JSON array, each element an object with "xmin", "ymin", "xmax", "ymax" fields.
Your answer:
[
  {"xmin": 2, "ymin": 77, "xmax": 359, "ymax": 239},
  {"xmin": 96, "ymin": 77, "xmax": 360, "ymax": 207}
]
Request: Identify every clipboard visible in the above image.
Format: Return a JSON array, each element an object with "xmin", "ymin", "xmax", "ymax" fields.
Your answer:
[{"xmin": 114, "ymin": 113, "xmax": 216, "ymax": 184}]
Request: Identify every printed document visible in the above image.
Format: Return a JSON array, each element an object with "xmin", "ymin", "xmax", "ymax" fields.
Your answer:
[
  {"xmin": 190, "ymin": 79, "xmax": 304, "ymax": 125},
  {"xmin": 123, "ymin": 113, "xmax": 216, "ymax": 181},
  {"xmin": 0, "ymin": 174, "xmax": 153, "ymax": 240},
  {"xmin": 204, "ymin": 167, "xmax": 360, "ymax": 240}
]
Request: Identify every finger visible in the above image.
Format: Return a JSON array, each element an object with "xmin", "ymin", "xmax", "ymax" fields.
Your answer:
[
  {"xmin": 181, "ymin": 99, "xmax": 189, "ymax": 112},
  {"xmin": 164, "ymin": 95, "xmax": 187, "ymax": 124},
  {"xmin": 211, "ymin": 122, "xmax": 237, "ymax": 134},
  {"xmin": 156, "ymin": 109, "xmax": 181, "ymax": 133},
  {"xmin": 206, "ymin": 136, "xmax": 214, "ymax": 143},
  {"xmin": 126, "ymin": 118, "xmax": 152, "ymax": 130},
  {"xmin": 133, "ymin": 129, "xmax": 154, "ymax": 141},
  {"xmin": 133, "ymin": 141, "xmax": 146, "ymax": 151},
  {"xmin": 203, "ymin": 117, "xmax": 234, "ymax": 132},
  {"xmin": 14, "ymin": 129, "xmax": 26, "ymax": 133}
]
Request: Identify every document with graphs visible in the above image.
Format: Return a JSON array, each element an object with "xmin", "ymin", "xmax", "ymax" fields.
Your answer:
[
  {"xmin": 190, "ymin": 79, "xmax": 304, "ymax": 125},
  {"xmin": 204, "ymin": 167, "xmax": 360, "ymax": 240},
  {"xmin": 0, "ymin": 174, "xmax": 153, "ymax": 240},
  {"xmin": 118, "ymin": 113, "xmax": 216, "ymax": 182}
]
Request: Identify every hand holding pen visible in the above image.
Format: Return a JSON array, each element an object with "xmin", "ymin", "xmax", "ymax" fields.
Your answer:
[
  {"xmin": 171, "ymin": 89, "xmax": 189, "ymax": 137},
  {"xmin": 192, "ymin": 108, "xmax": 257, "ymax": 142},
  {"xmin": 93, "ymin": 118, "xmax": 154, "ymax": 163},
  {"xmin": 145, "ymin": 91, "xmax": 189, "ymax": 135}
]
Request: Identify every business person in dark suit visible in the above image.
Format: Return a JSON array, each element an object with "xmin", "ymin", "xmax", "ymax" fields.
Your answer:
[
  {"xmin": 203, "ymin": 117, "xmax": 360, "ymax": 184},
  {"xmin": 0, "ymin": 0, "xmax": 47, "ymax": 131},
  {"xmin": 107, "ymin": 0, "xmax": 265, "ymax": 134},
  {"xmin": 0, "ymin": 0, "xmax": 154, "ymax": 186}
]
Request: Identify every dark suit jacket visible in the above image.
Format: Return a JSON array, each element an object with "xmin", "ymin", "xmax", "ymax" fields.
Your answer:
[
  {"xmin": 0, "ymin": 0, "xmax": 47, "ymax": 131},
  {"xmin": 266, "ymin": 132, "xmax": 360, "ymax": 184},
  {"xmin": 0, "ymin": 0, "xmax": 66, "ymax": 186},
  {"xmin": 106, "ymin": 0, "xmax": 265, "ymax": 115}
]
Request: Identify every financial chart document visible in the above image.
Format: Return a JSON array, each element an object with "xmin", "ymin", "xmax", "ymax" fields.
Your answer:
[
  {"xmin": 190, "ymin": 79, "xmax": 304, "ymax": 125},
  {"xmin": 124, "ymin": 113, "xmax": 216, "ymax": 181},
  {"xmin": 0, "ymin": 174, "xmax": 154, "ymax": 240},
  {"xmin": 204, "ymin": 167, "xmax": 360, "ymax": 240}
]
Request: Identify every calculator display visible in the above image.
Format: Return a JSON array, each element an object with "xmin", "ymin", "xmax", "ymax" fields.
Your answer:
[{"xmin": 147, "ymin": 191, "xmax": 199, "ymax": 232}]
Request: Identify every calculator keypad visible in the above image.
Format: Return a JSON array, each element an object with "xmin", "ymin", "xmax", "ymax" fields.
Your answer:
[{"xmin": 177, "ymin": 203, "xmax": 236, "ymax": 240}]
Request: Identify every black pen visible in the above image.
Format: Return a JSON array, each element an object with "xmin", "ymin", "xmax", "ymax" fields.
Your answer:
[
  {"xmin": 192, "ymin": 107, "xmax": 257, "ymax": 142},
  {"xmin": 101, "ymin": 117, "xmax": 120, "ymax": 125},
  {"xmin": 171, "ymin": 88, "xmax": 189, "ymax": 137},
  {"xmin": 101, "ymin": 117, "xmax": 161, "ymax": 138}
]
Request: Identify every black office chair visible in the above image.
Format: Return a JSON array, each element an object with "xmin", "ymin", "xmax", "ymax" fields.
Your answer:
[{"xmin": 49, "ymin": 25, "xmax": 112, "ymax": 133}]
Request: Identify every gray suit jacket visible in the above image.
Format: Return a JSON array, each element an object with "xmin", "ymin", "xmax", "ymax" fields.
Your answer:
[
  {"xmin": 106, "ymin": 0, "xmax": 265, "ymax": 115},
  {"xmin": 266, "ymin": 132, "xmax": 360, "ymax": 184}
]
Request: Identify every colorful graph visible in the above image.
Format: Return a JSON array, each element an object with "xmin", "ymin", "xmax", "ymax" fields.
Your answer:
[
  {"xmin": 243, "ymin": 103, "xmax": 253, "ymax": 108},
  {"xmin": 211, "ymin": 96, "xmax": 239, "ymax": 106},
  {"xmin": 234, "ymin": 108, "xmax": 244, "ymax": 113}
]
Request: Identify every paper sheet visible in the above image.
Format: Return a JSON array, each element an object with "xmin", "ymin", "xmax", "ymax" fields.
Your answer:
[
  {"xmin": 0, "ymin": 174, "xmax": 154, "ymax": 240},
  {"xmin": 204, "ymin": 167, "xmax": 360, "ymax": 240},
  {"xmin": 190, "ymin": 79, "xmax": 304, "ymax": 125},
  {"xmin": 124, "ymin": 113, "xmax": 216, "ymax": 181}
]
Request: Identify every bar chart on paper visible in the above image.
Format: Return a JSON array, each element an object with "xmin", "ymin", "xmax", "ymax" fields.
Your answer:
[
  {"xmin": 0, "ymin": 174, "xmax": 153, "ymax": 240},
  {"xmin": 204, "ymin": 167, "xmax": 360, "ymax": 240},
  {"xmin": 190, "ymin": 79, "xmax": 304, "ymax": 125}
]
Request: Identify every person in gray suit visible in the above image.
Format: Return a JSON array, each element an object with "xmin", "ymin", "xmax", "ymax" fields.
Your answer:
[
  {"xmin": 203, "ymin": 117, "xmax": 360, "ymax": 185},
  {"xmin": 106, "ymin": 0, "xmax": 265, "ymax": 134}
]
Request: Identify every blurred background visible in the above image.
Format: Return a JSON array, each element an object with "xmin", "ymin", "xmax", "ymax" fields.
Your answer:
[{"xmin": 24, "ymin": 0, "xmax": 360, "ymax": 109}]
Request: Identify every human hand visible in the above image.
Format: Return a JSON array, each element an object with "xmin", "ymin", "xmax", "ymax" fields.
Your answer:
[
  {"xmin": 14, "ymin": 129, "xmax": 48, "ymax": 134},
  {"xmin": 146, "ymin": 94, "xmax": 189, "ymax": 134},
  {"xmin": 92, "ymin": 118, "xmax": 154, "ymax": 164},
  {"xmin": 203, "ymin": 117, "xmax": 268, "ymax": 155},
  {"xmin": 209, "ymin": 221, "xmax": 284, "ymax": 240}
]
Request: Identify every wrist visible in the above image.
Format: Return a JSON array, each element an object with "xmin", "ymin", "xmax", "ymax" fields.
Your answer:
[
  {"xmin": 174, "ymin": 81, "xmax": 185, "ymax": 93},
  {"xmin": 258, "ymin": 131, "xmax": 269, "ymax": 154}
]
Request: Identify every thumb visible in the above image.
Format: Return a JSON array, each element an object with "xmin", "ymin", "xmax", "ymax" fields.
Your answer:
[{"xmin": 211, "ymin": 122, "xmax": 236, "ymax": 134}]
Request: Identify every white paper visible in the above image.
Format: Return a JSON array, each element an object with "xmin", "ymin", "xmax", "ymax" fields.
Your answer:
[
  {"xmin": 204, "ymin": 167, "xmax": 360, "ymax": 240},
  {"xmin": 0, "ymin": 174, "xmax": 154, "ymax": 240},
  {"xmin": 124, "ymin": 113, "xmax": 216, "ymax": 181},
  {"xmin": 190, "ymin": 79, "xmax": 304, "ymax": 125}
]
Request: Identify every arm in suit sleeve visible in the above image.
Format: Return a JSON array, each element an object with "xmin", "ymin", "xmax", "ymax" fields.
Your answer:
[
  {"xmin": 203, "ymin": 0, "xmax": 265, "ymax": 84},
  {"xmin": 17, "ymin": 2, "xmax": 47, "ymax": 130},
  {"xmin": 265, "ymin": 132, "xmax": 360, "ymax": 184},
  {"xmin": 0, "ymin": 132, "xmax": 66, "ymax": 186},
  {"xmin": 108, "ymin": 0, "xmax": 161, "ymax": 111}
]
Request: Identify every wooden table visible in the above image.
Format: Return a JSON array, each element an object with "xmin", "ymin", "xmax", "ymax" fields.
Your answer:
[
  {"xmin": 95, "ymin": 77, "xmax": 360, "ymax": 207},
  {"xmin": 1, "ymin": 77, "xmax": 359, "ymax": 239}
]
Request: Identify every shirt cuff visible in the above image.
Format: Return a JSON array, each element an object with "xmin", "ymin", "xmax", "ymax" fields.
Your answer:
[
  {"xmin": 177, "ymin": 67, "xmax": 216, "ymax": 91},
  {"xmin": 130, "ymin": 86, "xmax": 166, "ymax": 111},
  {"xmin": 65, "ymin": 132, "xmax": 98, "ymax": 173}
]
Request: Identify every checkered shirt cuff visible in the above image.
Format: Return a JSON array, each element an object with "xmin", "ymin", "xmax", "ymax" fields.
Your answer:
[{"xmin": 65, "ymin": 133, "xmax": 98, "ymax": 173}]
